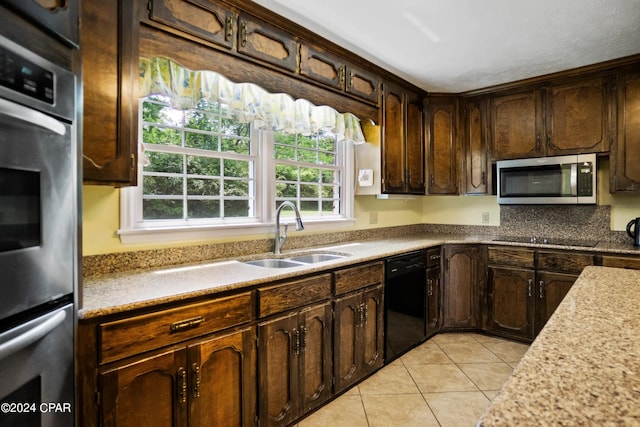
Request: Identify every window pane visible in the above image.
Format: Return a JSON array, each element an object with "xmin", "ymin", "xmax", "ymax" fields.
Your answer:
[
  {"xmin": 300, "ymin": 184, "xmax": 319, "ymax": 198},
  {"xmin": 224, "ymin": 179, "xmax": 249, "ymax": 196},
  {"xmin": 276, "ymin": 164, "xmax": 298, "ymax": 181},
  {"xmin": 187, "ymin": 156, "xmax": 220, "ymax": 176},
  {"xmin": 300, "ymin": 200, "xmax": 318, "ymax": 213},
  {"xmin": 274, "ymin": 144, "xmax": 295, "ymax": 160},
  {"xmin": 300, "ymin": 167, "xmax": 320, "ymax": 183},
  {"xmin": 298, "ymin": 148, "xmax": 317, "ymax": 163},
  {"xmin": 221, "ymin": 137, "xmax": 250, "ymax": 154},
  {"xmin": 187, "ymin": 200, "xmax": 220, "ymax": 218},
  {"xmin": 322, "ymin": 185, "xmax": 336, "ymax": 198},
  {"xmin": 185, "ymin": 131, "xmax": 219, "ymax": 150},
  {"xmin": 144, "ymin": 199, "xmax": 183, "ymax": 219},
  {"xmin": 143, "ymin": 125, "xmax": 182, "ymax": 146},
  {"xmin": 224, "ymin": 200, "xmax": 251, "ymax": 217},
  {"xmin": 146, "ymin": 152, "xmax": 183, "ymax": 174},
  {"xmin": 298, "ymin": 134, "xmax": 317, "ymax": 149},
  {"xmin": 322, "ymin": 170, "xmax": 338, "ymax": 184},
  {"xmin": 276, "ymin": 182, "xmax": 297, "ymax": 198},
  {"xmin": 185, "ymin": 110, "xmax": 218, "ymax": 132},
  {"xmin": 318, "ymin": 151, "xmax": 336, "ymax": 165},
  {"xmin": 143, "ymin": 175, "xmax": 183, "ymax": 195},
  {"xmin": 223, "ymin": 160, "xmax": 250, "ymax": 178},
  {"xmin": 322, "ymin": 200, "xmax": 338, "ymax": 214},
  {"xmin": 187, "ymin": 178, "xmax": 220, "ymax": 196}
]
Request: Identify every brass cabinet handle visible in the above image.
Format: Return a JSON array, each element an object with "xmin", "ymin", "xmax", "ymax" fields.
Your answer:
[
  {"xmin": 528, "ymin": 278, "xmax": 533, "ymax": 297},
  {"xmin": 178, "ymin": 367, "xmax": 187, "ymax": 404},
  {"xmin": 427, "ymin": 279, "xmax": 433, "ymax": 296},
  {"xmin": 539, "ymin": 280, "xmax": 545, "ymax": 299},
  {"xmin": 339, "ymin": 66, "xmax": 346, "ymax": 86},
  {"xmin": 170, "ymin": 316, "xmax": 205, "ymax": 333},
  {"xmin": 225, "ymin": 15, "xmax": 234, "ymax": 42},
  {"xmin": 192, "ymin": 363, "xmax": 201, "ymax": 398},
  {"xmin": 300, "ymin": 326, "xmax": 307, "ymax": 352},
  {"xmin": 363, "ymin": 304, "xmax": 368, "ymax": 324},
  {"xmin": 240, "ymin": 21, "xmax": 248, "ymax": 47},
  {"xmin": 293, "ymin": 328, "xmax": 300, "ymax": 356},
  {"xmin": 347, "ymin": 70, "xmax": 354, "ymax": 89}
]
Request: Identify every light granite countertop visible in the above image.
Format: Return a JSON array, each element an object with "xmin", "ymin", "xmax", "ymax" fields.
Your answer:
[
  {"xmin": 478, "ymin": 266, "xmax": 640, "ymax": 426},
  {"xmin": 80, "ymin": 233, "xmax": 640, "ymax": 320}
]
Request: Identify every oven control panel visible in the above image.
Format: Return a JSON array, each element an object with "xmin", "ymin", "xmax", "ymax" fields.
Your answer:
[{"xmin": 0, "ymin": 45, "xmax": 54, "ymax": 104}]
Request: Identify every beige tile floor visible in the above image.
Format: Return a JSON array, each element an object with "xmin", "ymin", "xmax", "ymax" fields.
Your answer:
[{"xmin": 296, "ymin": 332, "xmax": 529, "ymax": 427}]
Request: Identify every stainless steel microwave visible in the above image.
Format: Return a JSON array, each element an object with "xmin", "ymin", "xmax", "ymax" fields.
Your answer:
[{"xmin": 496, "ymin": 154, "xmax": 596, "ymax": 204}]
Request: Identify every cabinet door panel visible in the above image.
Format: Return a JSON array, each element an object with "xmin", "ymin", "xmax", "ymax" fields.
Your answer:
[
  {"xmin": 300, "ymin": 303, "xmax": 333, "ymax": 413},
  {"xmin": 487, "ymin": 267, "xmax": 535, "ymax": 339},
  {"xmin": 361, "ymin": 285, "xmax": 384, "ymax": 373},
  {"xmin": 382, "ymin": 86, "xmax": 406, "ymax": 193},
  {"xmin": 536, "ymin": 271, "xmax": 577, "ymax": 334},
  {"xmin": 299, "ymin": 44, "xmax": 343, "ymax": 90},
  {"xmin": 149, "ymin": 0, "xmax": 235, "ymax": 49},
  {"xmin": 546, "ymin": 77, "xmax": 611, "ymax": 155},
  {"xmin": 238, "ymin": 14, "xmax": 297, "ymax": 71},
  {"xmin": 189, "ymin": 327, "xmax": 256, "ymax": 427},
  {"xmin": 464, "ymin": 99, "xmax": 488, "ymax": 194},
  {"xmin": 406, "ymin": 97, "xmax": 425, "ymax": 194},
  {"xmin": 491, "ymin": 91, "xmax": 543, "ymax": 160},
  {"xmin": 333, "ymin": 293, "xmax": 360, "ymax": 393},
  {"xmin": 612, "ymin": 70, "xmax": 640, "ymax": 191},
  {"xmin": 427, "ymin": 100, "xmax": 457, "ymax": 194},
  {"xmin": 258, "ymin": 313, "xmax": 299, "ymax": 427},
  {"xmin": 100, "ymin": 349, "xmax": 187, "ymax": 427},
  {"xmin": 345, "ymin": 65, "xmax": 380, "ymax": 104},
  {"xmin": 443, "ymin": 246, "xmax": 478, "ymax": 329}
]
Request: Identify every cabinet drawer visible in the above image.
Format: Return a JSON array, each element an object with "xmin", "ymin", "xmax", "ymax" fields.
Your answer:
[
  {"xmin": 148, "ymin": 0, "xmax": 236, "ymax": 49},
  {"xmin": 538, "ymin": 251, "xmax": 594, "ymax": 273},
  {"xmin": 258, "ymin": 274, "xmax": 332, "ymax": 317},
  {"xmin": 99, "ymin": 291, "xmax": 252, "ymax": 364},
  {"xmin": 334, "ymin": 262, "xmax": 384, "ymax": 295},
  {"xmin": 487, "ymin": 246, "xmax": 535, "ymax": 268},
  {"xmin": 601, "ymin": 255, "xmax": 640, "ymax": 270}
]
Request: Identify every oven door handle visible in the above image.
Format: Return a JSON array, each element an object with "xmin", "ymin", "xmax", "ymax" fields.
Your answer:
[
  {"xmin": 0, "ymin": 98, "xmax": 66, "ymax": 136},
  {"xmin": 0, "ymin": 309, "xmax": 67, "ymax": 362}
]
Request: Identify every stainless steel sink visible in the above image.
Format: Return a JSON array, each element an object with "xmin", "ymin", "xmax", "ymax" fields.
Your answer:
[
  {"xmin": 288, "ymin": 253, "xmax": 346, "ymax": 263},
  {"xmin": 241, "ymin": 252, "xmax": 349, "ymax": 268},
  {"xmin": 243, "ymin": 259, "xmax": 305, "ymax": 268}
]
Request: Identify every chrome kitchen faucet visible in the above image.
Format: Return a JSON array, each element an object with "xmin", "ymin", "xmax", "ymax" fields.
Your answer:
[{"xmin": 274, "ymin": 201, "xmax": 304, "ymax": 255}]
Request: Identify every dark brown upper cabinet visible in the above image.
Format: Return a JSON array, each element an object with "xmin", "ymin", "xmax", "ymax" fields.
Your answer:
[
  {"xmin": 148, "ymin": 0, "xmax": 236, "ymax": 49},
  {"xmin": 462, "ymin": 98, "xmax": 490, "ymax": 195},
  {"xmin": 611, "ymin": 68, "xmax": 640, "ymax": 192},
  {"xmin": 81, "ymin": 0, "xmax": 139, "ymax": 185},
  {"xmin": 299, "ymin": 44, "xmax": 380, "ymax": 104},
  {"xmin": 490, "ymin": 76, "xmax": 612, "ymax": 160},
  {"xmin": 426, "ymin": 96, "xmax": 458, "ymax": 194},
  {"xmin": 381, "ymin": 82, "xmax": 425, "ymax": 194},
  {"xmin": 237, "ymin": 13, "xmax": 298, "ymax": 72},
  {"xmin": 545, "ymin": 77, "xmax": 612, "ymax": 156}
]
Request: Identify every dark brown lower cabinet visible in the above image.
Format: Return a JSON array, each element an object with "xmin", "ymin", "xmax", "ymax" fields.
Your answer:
[
  {"xmin": 442, "ymin": 245, "xmax": 480, "ymax": 329},
  {"xmin": 486, "ymin": 267, "xmax": 535, "ymax": 340},
  {"xmin": 333, "ymin": 285, "xmax": 384, "ymax": 394},
  {"xmin": 99, "ymin": 326, "xmax": 256, "ymax": 427},
  {"xmin": 258, "ymin": 302, "xmax": 332, "ymax": 427},
  {"xmin": 535, "ymin": 271, "xmax": 578, "ymax": 334}
]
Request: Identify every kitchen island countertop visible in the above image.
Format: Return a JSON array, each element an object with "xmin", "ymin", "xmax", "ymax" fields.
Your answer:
[{"xmin": 478, "ymin": 266, "xmax": 640, "ymax": 426}]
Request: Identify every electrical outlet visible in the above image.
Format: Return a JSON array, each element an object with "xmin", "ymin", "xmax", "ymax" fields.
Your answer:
[
  {"xmin": 482, "ymin": 212, "xmax": 490, "ymax": 224},
  {"xmin": 369, "ymin": 211, "xmax": 378, "ymax": 224}
]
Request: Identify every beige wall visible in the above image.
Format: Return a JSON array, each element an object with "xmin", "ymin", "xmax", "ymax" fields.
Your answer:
[{"xmin": 82, "ymin": 157, "xmax": 640, "ymax": 256}]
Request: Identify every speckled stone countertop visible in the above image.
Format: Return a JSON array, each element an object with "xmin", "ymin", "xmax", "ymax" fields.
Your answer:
[
  {"xmin": 80, "ymin": 233, "xmax": 640, "ymax": 320},
  {"xmin": 478, "ymin": 266, "xmax": 640, "ymax": 426}
]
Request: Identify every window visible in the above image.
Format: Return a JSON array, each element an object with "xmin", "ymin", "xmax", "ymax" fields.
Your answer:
[{"xmin": 120, "ymin": 95, "xmax": 355, "ymax": 243}]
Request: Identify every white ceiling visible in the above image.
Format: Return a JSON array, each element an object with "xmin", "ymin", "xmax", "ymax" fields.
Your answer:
[{"xmin": 252, "ymin": 0, "xmax": 640, "ymax": 92}]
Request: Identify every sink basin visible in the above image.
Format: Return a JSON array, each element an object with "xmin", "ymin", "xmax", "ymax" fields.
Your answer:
[
  {"xmin": 288, "ymin": 253, "xmax": 346, "ymax": 263},
  {"xmin": 243, "ymin": 259, "xmax": 305, "ymax": 268}
]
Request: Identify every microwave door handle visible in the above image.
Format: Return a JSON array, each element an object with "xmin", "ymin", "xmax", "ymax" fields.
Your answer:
[
  {"xmin": 570, "ymin": 163, "xmax": 577, "ymax": 196},
  {"xmin": 0, "ymin": 309, "xmax": 67, "ymax": 362},
  {"xmin": 0, "ymin": 98, "xmax": 66, "ymax": 136}
]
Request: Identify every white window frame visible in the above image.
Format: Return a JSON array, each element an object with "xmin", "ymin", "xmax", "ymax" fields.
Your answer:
[{"xmin": 119, "ymin": 100, "xmax": 356, "ymax": 245}]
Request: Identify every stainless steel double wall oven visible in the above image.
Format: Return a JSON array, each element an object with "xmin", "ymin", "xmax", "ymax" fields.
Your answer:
[{"xmin": 0, "ymin": 4, "xmax": 78, "ymax": 425}]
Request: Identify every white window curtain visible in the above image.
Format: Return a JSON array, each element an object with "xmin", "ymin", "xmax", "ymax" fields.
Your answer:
[{"xmin": 139, "ymin": 57, "xmax": 367, "ymax": 144}]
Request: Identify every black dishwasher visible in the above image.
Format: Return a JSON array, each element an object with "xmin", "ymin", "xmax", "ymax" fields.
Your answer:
[{"xmin": 384, "ymin": 250, "xmax": 427, "ymax": 362}]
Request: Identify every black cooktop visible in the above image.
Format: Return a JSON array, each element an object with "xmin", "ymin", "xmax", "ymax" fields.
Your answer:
[{"xmin": 492, "ymin": 236, "xmax": 600, "ymax": 248}]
